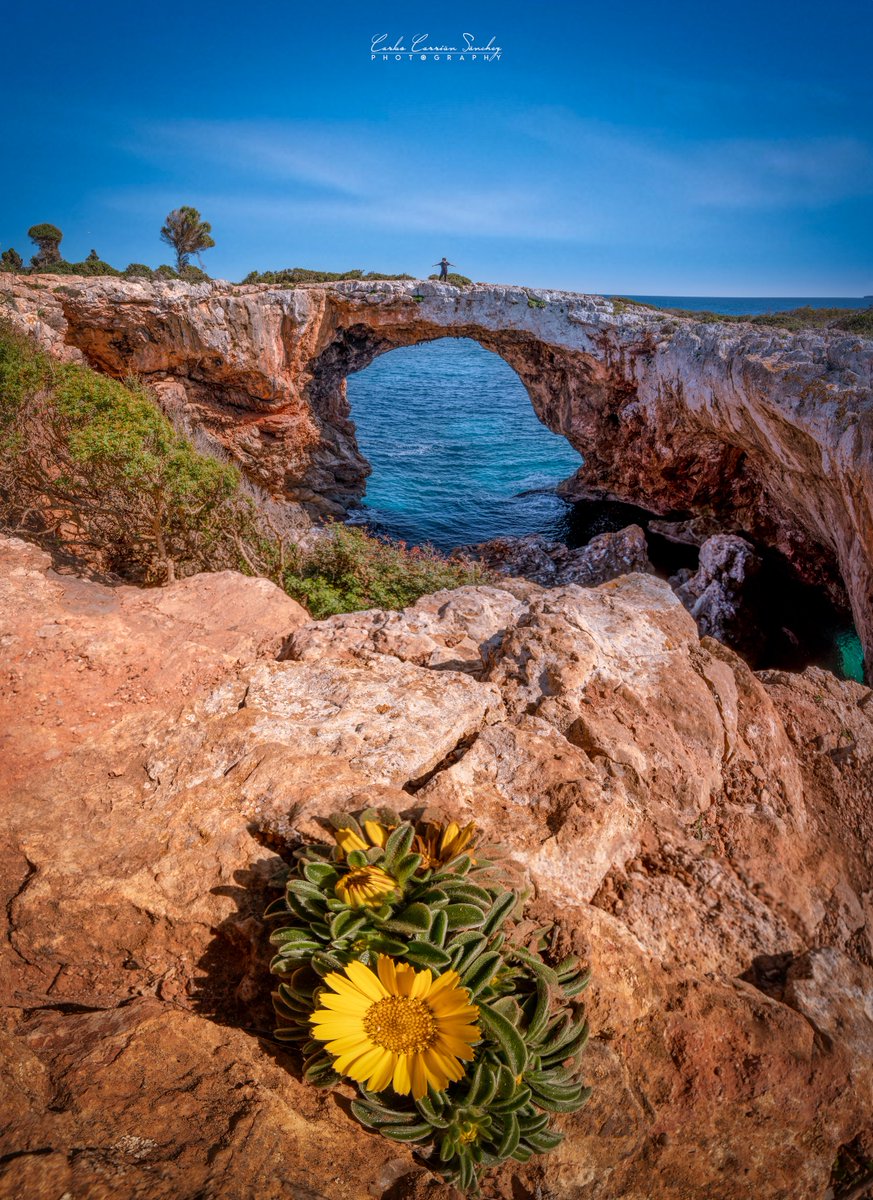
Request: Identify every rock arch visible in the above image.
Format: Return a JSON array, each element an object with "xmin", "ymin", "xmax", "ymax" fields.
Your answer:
[{"xmin": 4, "ymin": 274, "xmax": 872, "ymax": 667}]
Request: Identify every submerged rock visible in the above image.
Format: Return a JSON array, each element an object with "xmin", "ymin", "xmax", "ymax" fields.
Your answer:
[
  {"xmin": 466, "ymin": 524, "xmax": 654, "ymax": 587},
  {"xmin": 1, "ymin": 535, "xmax": 871, "ymax": 1198}
]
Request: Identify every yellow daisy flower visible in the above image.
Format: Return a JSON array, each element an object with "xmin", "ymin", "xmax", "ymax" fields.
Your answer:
[
  {"xmin": 413, "ymin": 820, "xmax": 477, "ymax": 869},
  {"xmin": 335, "ymin": 865, "xmax": 397, "ymax": 909},
  {"xmin": 311, "ymin": 956, "xmax": 480, "ymax": 1100},
  {"xmin": 333, "ymin": 819, "xmax": 395, "ymax": 857}
]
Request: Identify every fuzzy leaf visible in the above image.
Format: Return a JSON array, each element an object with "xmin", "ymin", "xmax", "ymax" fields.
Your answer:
[
  {"xmin": 303, "ymin": 862, "xmax": 338, "ymax": 886},
  {"xmin": 496, "ymin": 1112, "xmax": 521, "ymax": 1158},
  {"xmin": 444, "ymin": 903, "xmax": 486, "ymax": 930},
  {"xmin": 381, "ymin": 1122, "xmax": 434, "ymax": 1143},
  {"xmin": 382, "ymin": 822, "xmax": 415, "ymax": 868},
  {"xmin": 479, "ymin": 1004, "xmax": 527, "ymax": 1076},
  {"xmin": 394, "ymin": 852, "xmax": 423, "ymax": 885},
  {"xmin": 430, "ymin": 908, "xmax": 448, "ymax": 948},
  {"xmin": 462, "ymin": 951, "xmax": 503, "ymax": 996},
  {"xmin": 403, "ymin": 940, "xmax": 452, "ymax": 969},
  {"xmin": 482, "ymin": 890, "xmax": 518, "ymax": 935}
]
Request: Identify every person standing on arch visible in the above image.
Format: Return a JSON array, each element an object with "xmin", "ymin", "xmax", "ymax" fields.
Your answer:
[{"xmin": 434, "ymin": 256, "xmax": 455, "ymax": 281}]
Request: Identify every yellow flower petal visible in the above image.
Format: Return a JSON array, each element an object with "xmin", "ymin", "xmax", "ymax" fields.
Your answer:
[
  {"xmin": 334, "ymin": 827, "xmax": 368, "ymax": 854},
  {"xmin": 393, "ymin": 1053, "xmax": 412, "ymax": 1094},
  {"xmin": 363, "ymin": 820, "xmax": 391, "ymax": 848},
  {"xmin": 345, "ymin": 959, "xmax": 389, "ymax": 1002}
]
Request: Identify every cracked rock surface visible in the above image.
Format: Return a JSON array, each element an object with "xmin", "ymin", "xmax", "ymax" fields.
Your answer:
[{"xmin": 2, "ymin": 535, "xmax": 872, "ymax": 1198}]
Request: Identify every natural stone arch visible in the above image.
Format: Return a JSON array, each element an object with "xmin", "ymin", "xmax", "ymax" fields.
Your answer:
[
  {"xmin": 300, "ymin": 320, "xmax": 594, "ymax": 514},
  {"xmin": 9, "ymin": 275, "xmax": 871, "ymax": 668}
]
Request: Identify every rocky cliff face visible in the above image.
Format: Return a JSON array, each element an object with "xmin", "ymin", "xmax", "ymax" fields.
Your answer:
[
  {"xmin": 3, "ymin": 274, "xmax": 871, "ymax": 669},
  {"xmin": 2, "ymin": 535, "xmax": 871, "ymax": 1199}
]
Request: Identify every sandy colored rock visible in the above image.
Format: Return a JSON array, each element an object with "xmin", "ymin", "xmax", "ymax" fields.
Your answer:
[{"xmin": 1, "ymin": 536, "xmax": 872, "ymax": 1199}]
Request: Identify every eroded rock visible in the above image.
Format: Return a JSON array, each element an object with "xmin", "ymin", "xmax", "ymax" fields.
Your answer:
[
  {"xmin": 1, "ymin": 537, "xmax": 871, "ymax": 1199},
  {"xmin": 467, "ymin": 524, "xmax": 654, "ymax": 588},
  {"xmin": 672, "ymin": 533, "xmax": 764, "ymax": 660}
]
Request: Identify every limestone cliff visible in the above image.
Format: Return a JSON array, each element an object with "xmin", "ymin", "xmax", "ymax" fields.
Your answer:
[
  {"xmin": 3, "ymin": 274, "xmax": 871, "ymax": 669},
  {"xmin": 1, "ymin": 536, "xmax": 871, "ymax": 1199}
]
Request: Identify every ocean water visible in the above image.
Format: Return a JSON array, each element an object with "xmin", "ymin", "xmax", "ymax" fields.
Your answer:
[
  {"xmin": 346, "ymin": 300, "xmax": 868, "ymax": 681},
  {"xmin": 346, "ymin": 337, "xmax": 582, "ymax": 548},
  {"xmin": 627, "ymin": 296, "xmax": 871, "ymax": 316}
]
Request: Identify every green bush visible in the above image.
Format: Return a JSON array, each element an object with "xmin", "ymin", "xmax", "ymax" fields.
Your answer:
[
  {"xmin": 833, "ymin": 307, "xmax": 873, "ymax": 336},
  {"xmin": 428, "ymin": 273, "xmax": 473, "ymax": 287},
  {"xmin": 1, "ymin": 248, "xmax": 23, "ymax": 272},
  {"xmin": 623, "ymin": 298, "xmax": 873, "ymax": 334},
  {"xmin": 0, "ymin": 323, "xmax": 261, "ymax": 583},
  {"xmin": 180, "ymin": 264, "xmax": 210, "ymax": 282},
  {"xmin": 35, "ymin": 259, "xmax": 121, "ymax": 277},
  {"xmin": 283, "ymin": 524, "xmax": 490, "ymax": 619},
  {"xmin": 123, "ymin": 263, "xmax": 155, "ymax": 279},
  {"xmin": 155, "ymin": 264, "xmax": 180, "ymax": 279},
  {"xmin": 243, "ymin": 267, "xmax": 414, "ymax": 285}
]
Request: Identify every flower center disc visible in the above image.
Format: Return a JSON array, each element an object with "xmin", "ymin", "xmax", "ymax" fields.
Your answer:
[{"xmin": 363, "ymin": 996, "xmax": 437, "ymax": 1054}]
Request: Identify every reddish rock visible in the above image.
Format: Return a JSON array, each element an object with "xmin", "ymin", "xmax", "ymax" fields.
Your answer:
[{"xmin": 3, "ymin": 538, "xmax": 870, "ymax": 1198}]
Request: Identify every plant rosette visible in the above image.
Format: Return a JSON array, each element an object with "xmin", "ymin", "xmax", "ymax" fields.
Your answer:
[{"xmin": 267, "ymin": 809, "xmax": 591, "ymax": 1194}]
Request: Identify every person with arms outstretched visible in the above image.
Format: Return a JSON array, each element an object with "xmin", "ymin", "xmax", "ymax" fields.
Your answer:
[{"xmin": 434, "ymin": 256, "xmax": 455, "ymax": 281}]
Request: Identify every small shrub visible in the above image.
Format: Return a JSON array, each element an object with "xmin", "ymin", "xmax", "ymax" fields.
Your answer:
[
  {"xmin": 37, "ymin": 258, "xmax": 120, "ymax": 277},
  {"xmin": 155, "ymin": 264, "xmax": 179, "ymax": 280},
  {"xmin": 282, "ymin": 524, "xmax": 491, "ymax": 619},
  {"xmin": 0, "ymin": 323, "xmax": 259, "ymax": 583},
  {"xmin": 179, "ymin": 264, "xmax": 210, "ymax": 283},
  {"xmin": 833, "ymin": 308, "xmax": 873, "ymax": 336},
  {"xmin": 243, "ymin": 267, "xmax": 414, "ymax": 286},
  {"xmin": 526, "ymin": 294, "xmax": 546, "ymax": 309},
  {"xmin": 123, "ymin": 263, "xmax": 155, "ymax": 279},
  {"xmin": 427, "ymin": 272, "xmax": 473, "ymax": 287},
  {"xmin": 0, "ymin": 248, "xmax": 23, "ymax": 272}
]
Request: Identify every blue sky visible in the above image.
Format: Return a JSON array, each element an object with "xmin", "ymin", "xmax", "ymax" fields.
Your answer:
[{"xmin": 2, "ymin": 0, "xmax": 871, "ymax": 294}]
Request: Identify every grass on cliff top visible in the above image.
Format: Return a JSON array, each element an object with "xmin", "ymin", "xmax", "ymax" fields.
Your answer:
[
  {"xmin": 0, "ymin": 323, "xmax": 488, "ymax": 615},
  {"xmin": 242, "ymin": 267, "xmax": 416, "ymax": 285},
  {"xmin": 611, "ymin": 296, "xmax": 873, "ymax": 335}
]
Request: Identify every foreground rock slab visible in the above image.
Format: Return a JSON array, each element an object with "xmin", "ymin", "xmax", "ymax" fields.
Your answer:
[{"xmin": 1, "ymin": 537, "xmax": 872, "ymax": 1199}]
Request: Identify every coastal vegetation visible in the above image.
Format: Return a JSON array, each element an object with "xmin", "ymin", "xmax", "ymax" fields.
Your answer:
[
  {"xmin": 159, "ymin": 206, "xmax": 215, "ymax": 274},
  {"xmin": 611, "ymin": 296, "xmax": 873, "ymax": 335},
  {"xmin": 0, "ymin": 323, "xmax": 489, "ymax": 613},
  {"xmin": 243, "ymin": 267, "xmax": 416, "ymax": 284}
]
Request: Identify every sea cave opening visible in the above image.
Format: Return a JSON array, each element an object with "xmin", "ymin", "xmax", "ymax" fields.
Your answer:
[{"xmin": 344, "ymin": 335, "xmax": 863, "ymax": 682}]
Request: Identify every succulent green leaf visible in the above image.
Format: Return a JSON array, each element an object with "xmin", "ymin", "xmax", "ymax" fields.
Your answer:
[
  {"xmin": 381, "ymin": 1122, "xmax": 434, "ymax": 1143},
  {"xmin": 402, "ymin": 940, "xmax": 452, "ymax": 969},
  {"xmin": 462, "ymin": 950, "xmax": 503, "ymax": 996},
  {"xmin": 382, "ymin": 822, "xmax": 415, "ymax": 868},
  {"xmin": 482, "ymin": 890, "xmax": 518, "ymax": 935},
  {"xmin": 496, "ymin": 1112, "xmax": 521, "ymax": 1158},
  {"xmin": 479, "ymin": 1003, "xmax": 528, "ymax": 1077},
  {"xmin": 444, "ymin": 903, "xmax": 486, "ymax": 930}
]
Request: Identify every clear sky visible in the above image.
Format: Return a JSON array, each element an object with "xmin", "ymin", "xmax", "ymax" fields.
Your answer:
[{"xmin": 2, "ymin": 0, "xmax": 871, "ymax": 294}]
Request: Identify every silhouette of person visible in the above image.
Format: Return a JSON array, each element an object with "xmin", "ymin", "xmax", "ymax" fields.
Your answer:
[{"xmin": 434, "ymin": 257, "xmax": 455, "ymax": 281}]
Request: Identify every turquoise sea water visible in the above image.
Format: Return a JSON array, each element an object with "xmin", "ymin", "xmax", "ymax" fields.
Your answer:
[
  {"xmin": 627, "ymin": 295, "xmax": 871, "ymax": 315},
  {"xmin": 346, "ymin": 298, "xmax": 869, "ymax": 680}
]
